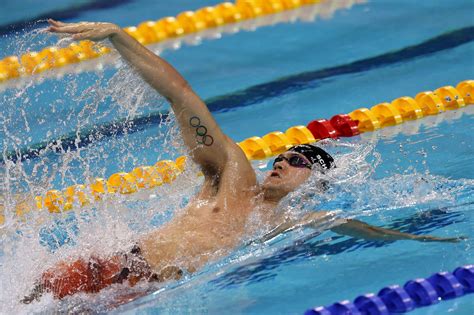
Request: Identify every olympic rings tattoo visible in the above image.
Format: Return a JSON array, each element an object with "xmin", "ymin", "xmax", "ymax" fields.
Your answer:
[
  {"xmin": 190, "ymin": 116, "xmax": 200, "ymax": 127},
  {"xmin": 189, "ymin": 116, "xmax": 214, "ymax": 146}
]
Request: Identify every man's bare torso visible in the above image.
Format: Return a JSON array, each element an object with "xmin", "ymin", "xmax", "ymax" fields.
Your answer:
[{"xmin": 139, "ymin": 148, "xmax": 263, "ymax": 273}]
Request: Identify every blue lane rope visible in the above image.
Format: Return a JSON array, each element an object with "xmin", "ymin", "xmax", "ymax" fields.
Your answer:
[{"xmin": 304, "ymin": 265, "xmax": 474, "ymax": 315}]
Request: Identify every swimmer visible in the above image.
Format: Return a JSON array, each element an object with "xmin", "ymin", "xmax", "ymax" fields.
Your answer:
[{"xmin": 20, "ymin": 19, "xmax": 463, "ymax": 303}]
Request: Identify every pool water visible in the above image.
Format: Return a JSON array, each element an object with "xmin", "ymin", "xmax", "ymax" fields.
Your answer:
[{"xmin": 1, "ymin": 0, "xmax": 473, "ymax": 314}]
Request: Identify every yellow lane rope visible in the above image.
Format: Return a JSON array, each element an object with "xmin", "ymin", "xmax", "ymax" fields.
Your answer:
[{"xmin": 0, "ymin": 0, "xmax": 347, "ymax": 85}]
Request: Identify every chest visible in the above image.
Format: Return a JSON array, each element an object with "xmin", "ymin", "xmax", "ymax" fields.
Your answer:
[{"xmin": 185, "ymin": 194, "xmax": 252, "ymax": 223}]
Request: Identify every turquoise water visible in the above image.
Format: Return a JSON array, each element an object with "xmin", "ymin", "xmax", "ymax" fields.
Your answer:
[{"xmin": 0, "ymin": 0, "xmax": 473, "ymax": 314}]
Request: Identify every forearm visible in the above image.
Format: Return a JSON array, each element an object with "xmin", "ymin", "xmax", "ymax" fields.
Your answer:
[
  {"xmin": 109, "ymin": 29, "xmax": 188, "ymax": 103},
  {"xmin": 108, "ymin": 28, "xmax": 231, "ymax": 167},
  {"xmin": 331, "ymin": 220, "xmax": 416, "ymax": 241},
  {"xmin": 331, "ymin": 219, "xmax": 462, "ymax": 243}
]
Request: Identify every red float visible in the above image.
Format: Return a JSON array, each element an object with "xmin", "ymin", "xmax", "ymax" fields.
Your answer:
[
  {"xmin": 306, "ymin": 119, "xmax": 338, "ymax": 140},
  {"xmin": 329, "ymin": 114, "xmax": 360, "ymax": 137}
]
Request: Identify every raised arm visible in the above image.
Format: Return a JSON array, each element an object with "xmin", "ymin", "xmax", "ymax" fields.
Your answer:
[{"xmin": 48, "ymin": 20, "xmax": 247, "ymax": 175}]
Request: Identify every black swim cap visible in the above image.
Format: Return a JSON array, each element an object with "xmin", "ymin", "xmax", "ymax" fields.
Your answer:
[{"xmin": 289, "ymin": 144, "xmax": 335, "ymax": 171}]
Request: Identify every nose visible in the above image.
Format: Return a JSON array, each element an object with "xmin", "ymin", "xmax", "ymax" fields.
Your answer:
[{"xmin": 273, "ymin": 159, "xmax": 286, "ymax": 170}]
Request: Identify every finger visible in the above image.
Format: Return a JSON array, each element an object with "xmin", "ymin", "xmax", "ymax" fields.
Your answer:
[
  {"xmin": 439, "ymin": 237, "xmax": 461, "ymax": 243},
  {"xmin": 48, "ymin": 19, "xmax": 69, "ymax": 29},
  {"xmin": 48, "ymin": 19, "xmax": 64, "ymax": 26},
  {"xmin": 452, "ymin": 236, "xmax": 467, "ymax": 242},
  {"xmin": 49, "ymin": 24, "xmax": 89, "ymax": 34},
  {"xmin": 48, "ymin": 26, "xmax": 76, "ymax": 34},
  {"xmin": 47, "ymin": 26, "xmax": 60, "ymax": 32},
  {"xmin": 72, "ymin": 30, "xmax": 95, "ymax": 41}
]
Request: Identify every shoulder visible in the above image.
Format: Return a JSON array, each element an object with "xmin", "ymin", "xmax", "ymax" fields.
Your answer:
[{"xmin": 208, "ymin": 138, "xmax": 258, "ymax": 193}]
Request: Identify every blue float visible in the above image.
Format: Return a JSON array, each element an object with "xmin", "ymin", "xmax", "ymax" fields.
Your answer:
[
  {"xmin": 453, "ymin": 265, "xmax": 474, "ymax": 292},
  {"xmin": 354, "ymin": 293, "xmax": 388, "ymax": 315},
  {"xmin": 304, "ymin": 306, "xmax": 332, "ymax": 315},
  {"xmin": 304, "ymin": 265, "xmax": 474, "ymax": 315},
  {"xmin": 404, "ymin": 278, "xmax": 439, "ymax": 306},
  {"xmin": 427, "ymin": 272, "xmax": 464, "ymax": 299},
  {"xmin": 378, "ymin": 285, "xmax": 415, "ymax": 312},
  {"xmin": 327, "ymin": 300, "xmax": 361, "ymax": 315}
]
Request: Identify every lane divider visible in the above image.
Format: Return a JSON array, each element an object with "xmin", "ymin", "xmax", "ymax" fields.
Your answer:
[
  {"xmin": 304, "ymin": 265, "xmax": 474, "ymax": 315},
  {"xmin": 0, "ymin": 0, "xmax": 331, "ymax": 84},
  {"xmin": 32, "ymin": 157, "xmax": 185, "ymax": 214},
  {"xmin": 239, "ymin": 80, "xmax": 473, "ymax": 159},
  {"xmin": 0, "ymin": 42, "xmax": 111, "ymax": 81},
  {"xmin": 1, "ymin": 79, "xmax": 472, "ymax": 223}
]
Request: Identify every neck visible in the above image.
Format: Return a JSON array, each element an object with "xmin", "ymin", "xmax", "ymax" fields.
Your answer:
[{"xmin": 261, "ymin": 187, "xmax": 288, "ymax": 205}]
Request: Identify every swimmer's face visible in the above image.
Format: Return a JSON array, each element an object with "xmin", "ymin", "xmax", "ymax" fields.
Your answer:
[{"xmin": 262, "ymin": 151, "xmax": 312, "ymax": 194}]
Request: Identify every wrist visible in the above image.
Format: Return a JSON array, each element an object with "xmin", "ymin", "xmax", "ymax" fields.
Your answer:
[{"xmin": 108, "ymin": 24, "xmax": 122, "ymax": 38}]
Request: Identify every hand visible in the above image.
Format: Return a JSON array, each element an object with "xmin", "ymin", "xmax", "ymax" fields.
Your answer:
[
  {"xmin": 47, "ymin": 19, "xmax": 120, "ymax": 41},
  {"xmin": 414, "ymin": 235, "xmax": 467, "ymax": 243}
]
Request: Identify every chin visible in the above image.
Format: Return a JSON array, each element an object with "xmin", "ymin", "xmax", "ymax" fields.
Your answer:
[
  {"xmin": 263, "ymin": 176, "xmax": 282, "ymax": 187},
  {"xmin": 263, "ymin": 179, "xmax": 288, "ymax": 193},
  {"xmin": 262, "ymin": 182, "xmax": 277, "ymax": 192}
]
